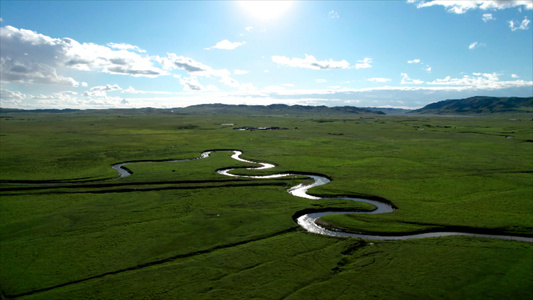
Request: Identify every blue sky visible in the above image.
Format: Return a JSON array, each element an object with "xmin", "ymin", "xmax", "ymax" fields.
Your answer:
[{"xmin": 1, "ymin": 0, "xmax": 532, "ymax": 109}]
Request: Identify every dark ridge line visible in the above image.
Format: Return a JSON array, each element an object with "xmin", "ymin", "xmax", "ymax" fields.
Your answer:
[
  {"xmin": 6, "ymin": 228, "xmax": 298, "ymax": 299},
  {"xmin": 0, "ymin": 182, "xmax": 288, "ymax": 196}
]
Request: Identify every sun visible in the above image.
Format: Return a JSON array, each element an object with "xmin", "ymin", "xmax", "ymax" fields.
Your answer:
[{"xmin": 239, "ymin": 1, "xmax": 293, "ymax": 21}]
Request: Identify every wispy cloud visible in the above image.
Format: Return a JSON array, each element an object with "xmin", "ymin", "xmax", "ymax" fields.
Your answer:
[
  {"xmin": 468, "ymin": 41, "xmax": 485, "ymax": 49},
  {"xmin": 329, "ymin": 10, "xmax": 339, "ymax": 19},
  {"xmin": 509, "ymin": 16, "xmax": 530, "ymax": 31},
  {"xmin": 107, "ymin": 42, "xmax": 146, "ymax": 53},
  {"xmin": 272, "ymin": 54, "xmax": 351, "ymax": 70},
  {"xmin": 157, "ymin": 54, "xmax": 209, "ymax": 73},
  {"xmin": 368, "ymin": 77, "xmax": 391, "ymax": 83},
  {"xmin": 355, "ymin": 57, "xmax": 373, "ymax": 69},
  {"xmin": 401, "ymin": 73, "xmax": 424, "ymax": 84},
  {"xmin": 83, "ymin": 84, "xmax": 122, "ymax": 97},
  {"xmin": 410, "ymin": 0, "xmax": 533, "ymax": 14},
  {"xmin": 205, "ymin": 40, "xmax": 246, "ymax": 50},
  {"xmin": 122, "ymin": 86, "xmax": 174, "ymax": 95},
  {"xmin": 0, "ymin": 88, "xmax": 26, "ymax": 105},
  {"xmin": 179, "ymin": 76, "xmax": 203, "ymax": 91},
  {"xmin": 88, "ymin": 84, "xmax": 121, "ymax": 92},
  {"xmin": 482, "ymin": 13, "xmax": 494, "ymax": 22},
  {"xmin": 427, "ymin": 72, "xmax": 519, "ymax": 89},
  {"xmin": 155, "ymin": 53, "xmax": 244, "ymax": 90},
  {"xmin": 408, "ymin": 58, "xmax": 431, "ymax": 72}
]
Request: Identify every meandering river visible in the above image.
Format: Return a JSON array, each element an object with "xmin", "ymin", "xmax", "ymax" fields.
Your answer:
[
  {"xmin": 5, "ymin": 150, "xmax": 532, "ymax": 243},
  {"xmin": 108, "ymin": 150, "xmax": 533, "ymax": 243}
]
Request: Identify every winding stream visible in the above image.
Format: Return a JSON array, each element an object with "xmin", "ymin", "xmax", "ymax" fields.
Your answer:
[
  {"xmin": 210, "ymin": 150, "xmax": 533, "ymax": 243},
  {"xmin": 6, "ymin": 150, "xmax": 533, "ymax": 243}
]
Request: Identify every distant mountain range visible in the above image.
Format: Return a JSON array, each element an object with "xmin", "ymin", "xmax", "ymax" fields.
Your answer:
[
  {"xmin": 177, "ymin": 103, "xmax": 384, "ymax": 115},
  {"xmin": 1, "ymin": 96, "xmax": 532, "ymax": 115},
  {"xmin": 411, "ymin": 96, "xmax": 533, "ymax": 114}
]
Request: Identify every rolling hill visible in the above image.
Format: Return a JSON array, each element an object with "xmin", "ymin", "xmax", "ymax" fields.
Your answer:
[{"xmin": 411, "ymin": 96, "xmax": 533, "ymax": 114}]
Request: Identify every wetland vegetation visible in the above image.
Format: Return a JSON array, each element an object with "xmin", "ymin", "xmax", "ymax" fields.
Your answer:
[{"xmin": 0, "ymin": 108, "xmax": 532, "ymax": 299}]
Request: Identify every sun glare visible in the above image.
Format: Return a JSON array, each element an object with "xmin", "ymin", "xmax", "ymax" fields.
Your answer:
[{"xmin": 239, "ymin": 1, "xmax": 293, "ymax": 21}]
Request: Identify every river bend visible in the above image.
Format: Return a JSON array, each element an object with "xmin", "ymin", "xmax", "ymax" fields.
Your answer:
[
  {"xmin": 6, "ymin": 150, "xmax": 533, "ymax": 243},
  {"xmin": 212, "ymin": 150, "xmax": 532, "ymax": 243}
]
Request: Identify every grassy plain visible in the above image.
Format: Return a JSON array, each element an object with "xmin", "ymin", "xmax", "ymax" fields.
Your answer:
[{"xmin": 0, "ymin": 109, "xmax": 532, "ymax": 299}]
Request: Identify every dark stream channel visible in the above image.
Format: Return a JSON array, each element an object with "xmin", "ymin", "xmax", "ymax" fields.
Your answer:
[
  {"xmin": 6, "ymin": 150, "xmax": 533, "ymax": 243},
  {"xmin": 213, "ymin": 150, "xmax": 533, "ymax": 243}
]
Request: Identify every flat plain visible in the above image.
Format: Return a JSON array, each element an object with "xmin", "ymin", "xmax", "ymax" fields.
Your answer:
[{"xmin": 0, "ymin": 110, "xmax": 531, "ymax": 299}]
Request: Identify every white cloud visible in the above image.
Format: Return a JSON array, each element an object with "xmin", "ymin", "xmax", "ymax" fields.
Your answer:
[
  {"xmin": 83, "ymin": 84, "xmax": 122, "ymax": 97},
  {"xmin": 245, "ymin": 26, "xmax": 254, "ymax": 31},
  {"xmin": 0, "ymin": 25, "xmax": 166, "ymax": 85},
  {"xmin": 411, "ymin": 0, "xmax": 533, "ymax": 14},
  {"xmin": 482, "ymin": 13, "xmax": 494, "ymax": 22},
  {"xmin": 407, "ymin": 59, "xmax": 432, "ymax": 72},
  {"xmin": 122, "ymin": 86, "xmax": 173, "ymax": 94},
  {"xmin": 234, "ymin": 69, "xmax": 249, "ymax": 75},
  {"xmin": 316, "ymin": 79, "xmax": 327, "ymax": 83},
  {"xmin": 355, "ymin": 57, "xmax": 373, "ymax": 69},
  {"xmin": 368, "ymin": 77, "xmax": 391, "ymax": 83},
  {"xmin": 179, "ymin": 76, "xmax": 203, "ymax": 91},
  {"xmin": 159, "ymin": 54, "xmax": 210, "ymax": 73},
  {"xmin": 64, "ymin": 39, "xmax": 164, "ymax": 77},
  {"xmin": 5, "ymin": 77, "xmax": 532, "ymax": 110},
  {"xmin": 205, "ymin": 40, "xmax": 246, "ymax": 50},
  {"xmin": 511, "ymin": 74, "xmax": 519, "ymax": 78},
  {"xmin": 156, "ymin": 53, "xmax": 244, "ymax": 90},
  {"xmin": 23, "ymin": 91, "xmax": 85, "ymax": 108},
  {"xmin": 0, "ymin": 26, "xmax": 82, "ymax": 86},
  {"xmin": 469, "ymin": 42, "xmax": 486, "ymax": 49},
  {"xmin": 0, "ymin": 88, "xmax": 26, "ymax": 106},
  {"xmin": 426, "ymin": 72, "xmax": 528, "ymax": 89},
  {"xmin": 107, "ymin": 42, "xmax": 146, "ymax": 53},
  {"xmin": 272, "ymin": 54, "xmax": 351, "ymax": 70},
  {"xmin": 89, "ymin": 84, "xmax": 122, "ymax": 92},
  {"xmin": 401, "ymin": 73, "xmax": 424, "ymax": 84},
  {"xmin": 509, "ymin": 16, "xmax": 530, "ymax": 31},
  {"xmin": 329, "ymin": 10, "xmax": 339, "ymax": 19}
]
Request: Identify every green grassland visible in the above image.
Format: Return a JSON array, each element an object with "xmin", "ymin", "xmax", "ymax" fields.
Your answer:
[{"xmin": 0, "ymin": 110, "xmax": 532, "ymax": 299}]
